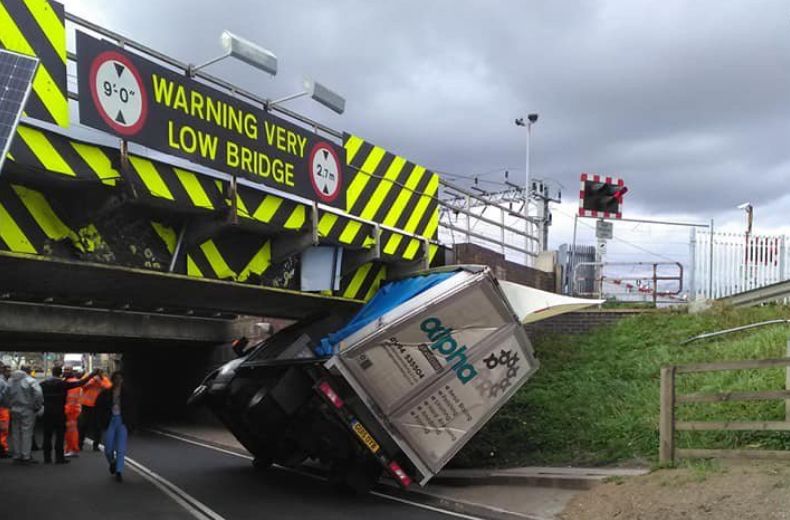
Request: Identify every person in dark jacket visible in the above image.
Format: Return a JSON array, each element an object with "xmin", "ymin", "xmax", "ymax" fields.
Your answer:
[
  {"xmin": 40, "ymin": 366, "xmax": 97, "ymax": 464},
  {"xmin": 96, "ymin": 371, "xmax": 137, "ymax": 482}
]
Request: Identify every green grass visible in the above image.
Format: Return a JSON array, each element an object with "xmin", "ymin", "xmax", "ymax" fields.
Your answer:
[{"xmin": 451, "ymin": 304, "xmax": 790, "ymax": 468}]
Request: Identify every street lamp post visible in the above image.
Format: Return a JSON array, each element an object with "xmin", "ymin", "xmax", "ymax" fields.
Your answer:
[{"xmin": 515, "ymin": 113, "xmax": 539, "ymax": 257}]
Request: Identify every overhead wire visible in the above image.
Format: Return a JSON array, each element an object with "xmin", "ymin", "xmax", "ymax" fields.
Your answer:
[{"xmin": 552, "ymin": 205, "xmax": 679, "ymax": 263}]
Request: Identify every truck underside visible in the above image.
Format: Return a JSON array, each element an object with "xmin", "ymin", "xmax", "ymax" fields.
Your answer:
[{"xmin": 192, "ymin": 313, "xmax": 415, "ymax": 492}]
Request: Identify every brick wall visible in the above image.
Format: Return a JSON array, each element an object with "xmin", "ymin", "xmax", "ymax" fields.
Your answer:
[
  {"xmin": 525, "ymin": 309, "xmax": 645, "ymax": 339},
  {"xmin": 449, "ymin": 243, "xmax": 556, "ymax": 292}
]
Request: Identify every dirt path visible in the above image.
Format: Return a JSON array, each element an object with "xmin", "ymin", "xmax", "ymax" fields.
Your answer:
[{"xmin": 560, "ymin": 460, "xmax": 790, "ymax": 520}]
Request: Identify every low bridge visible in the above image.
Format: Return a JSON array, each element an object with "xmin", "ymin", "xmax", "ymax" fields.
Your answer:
[{"xmin": 0, "ymin": 2, "xmax": 541, "ymax": 419}]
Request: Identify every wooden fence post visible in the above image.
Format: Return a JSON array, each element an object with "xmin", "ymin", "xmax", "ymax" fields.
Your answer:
[
  {"xmin": 785, "ymin": 340, "xmax": 790, "ymax": 421},
  {"xmin": 659, "ymin": 366, "xmax": 676, "ymax": 465}
]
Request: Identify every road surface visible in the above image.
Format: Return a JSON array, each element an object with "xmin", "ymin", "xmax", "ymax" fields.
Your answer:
[{"xmin": 3, "ymin": 429, "xmax": 480, "ymax": 519}]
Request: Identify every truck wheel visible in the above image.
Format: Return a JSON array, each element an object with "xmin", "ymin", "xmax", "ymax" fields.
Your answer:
[{"xmin": 330, "ymin": 460, "xmax": 381, "ymax": 494}]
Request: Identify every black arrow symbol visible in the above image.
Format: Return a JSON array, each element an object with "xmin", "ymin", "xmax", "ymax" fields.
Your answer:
[
  {"xmin": 113, "ymin": 63, "xmax": 125, "ymax": 77},
  {"xmin": 322, "ymin": 150, "xmax": 329, "ymax": 160},
  {"xmin": 115, "ymin": 110, "xmax": 126, "ymax": 124}
]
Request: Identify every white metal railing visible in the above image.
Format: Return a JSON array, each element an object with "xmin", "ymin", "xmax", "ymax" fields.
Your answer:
[{"xmin": 691, "ymin": 230, "xmax": 788, "ymax": 300}]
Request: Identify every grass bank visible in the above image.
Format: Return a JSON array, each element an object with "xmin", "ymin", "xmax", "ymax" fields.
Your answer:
[{"xmin": 453, "ymin": 304, "xmax": 790, "ymax": 468}]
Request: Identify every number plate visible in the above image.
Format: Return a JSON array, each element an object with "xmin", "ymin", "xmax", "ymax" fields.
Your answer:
[{"xmin": 351, "ymin": 420, "xmax": 380, "ymax": 454}]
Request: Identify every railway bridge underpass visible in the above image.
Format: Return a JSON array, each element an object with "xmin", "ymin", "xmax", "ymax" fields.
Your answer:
[{"xmin": 0, "ymin": 4, "xmax": 542, "ymax": 420}]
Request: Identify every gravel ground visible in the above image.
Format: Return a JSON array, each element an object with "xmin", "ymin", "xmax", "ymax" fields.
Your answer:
[{"xmin": 560, "ymin": 460, "xmax": 790, "ymax": 520}]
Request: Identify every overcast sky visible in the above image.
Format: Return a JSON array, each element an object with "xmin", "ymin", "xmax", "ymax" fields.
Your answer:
[{"xmin": 65, "ymin": 0, "xmax": 790, "ymax": 239}]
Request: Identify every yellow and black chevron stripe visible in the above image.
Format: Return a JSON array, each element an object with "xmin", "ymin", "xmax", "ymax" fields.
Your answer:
[
  {"xmin": 340, "ymin": 262, "xmax": 387, "ymax": 301},
  {"xmin": 150, "ymin": 221, "xmax": 275, "ymax": 284},
  {"xmin": 0, "ymin": 181, "xmax": 77, "ymax": 254},
  {"xmin": 125, "ymin": 155, "xmax": 225, "ymax": 213},
  {"xmin": 320, "ymin": 135, "xmax": 440, "ymax": 260},
  {"xmin": 7, "ymin": 124, "xmax": 120, "ymax": 185},
  {"xmin": 234, "ymin": 184, "xmax": 308, "ymax": 233},
  {"xmin": 0, "ymin": 0, "xmax": 67, "ymax": 126}
]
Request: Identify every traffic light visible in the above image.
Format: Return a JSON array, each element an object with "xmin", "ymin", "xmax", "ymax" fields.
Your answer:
[{"xmin": 578, "ymin": 173, "xmax": 627, "ymax": 218}]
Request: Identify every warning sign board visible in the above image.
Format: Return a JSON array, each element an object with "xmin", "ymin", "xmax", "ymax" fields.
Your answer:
[{"xmin": 76, "ymin": 31, "xmax": 349, "ymax": 207}]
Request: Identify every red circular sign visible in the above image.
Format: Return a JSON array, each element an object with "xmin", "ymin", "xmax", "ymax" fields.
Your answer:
[
  {"xmin": 89, "ymin": 50, "xmax": 148, "ymax": 136},
  {"xmin": 309, "ymin": 142, "xmax": 342, "ymax": 203}
]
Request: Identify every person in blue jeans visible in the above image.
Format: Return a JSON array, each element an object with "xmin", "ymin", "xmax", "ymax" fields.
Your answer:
[{"xmin": 96, "ymin": 371, "xmax": 138, "ymax": 483}]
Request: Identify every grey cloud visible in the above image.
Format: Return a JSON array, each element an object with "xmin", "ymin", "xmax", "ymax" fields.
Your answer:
[{"xmin": 65, "ymin": 0, "xmax": 790, "ymax": 219}]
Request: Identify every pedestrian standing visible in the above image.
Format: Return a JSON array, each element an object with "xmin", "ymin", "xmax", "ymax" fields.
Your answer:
[
  {"xmin": 40, "ymin": 366, "xmax": 96, "ymax": 464},
  {"xmin": 79, "ymin": 369, "xmax": 112, "ymax": 451},
  {"xmin": 7, "ymin": 366, "xmax": 43, "ymax": 464},
  {"xmin": 0, "ymin": 363, "xmax": 10, "ymax": 458},
  {"xmin": 97, "ymin": 371, "xmax": 137, "ymax": 483},
  {"xmin": 64, "ymin": 369, "xmax": 83, "ymax": 457}
]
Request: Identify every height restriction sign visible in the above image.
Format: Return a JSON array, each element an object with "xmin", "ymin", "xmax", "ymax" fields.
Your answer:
[
  {"xmin": 89, "ymin": 51, "xmax": 148, "ymax": 135},
  {"xmin": 76, "ymin": 31, "xmax": 350, "ymax": 208}
]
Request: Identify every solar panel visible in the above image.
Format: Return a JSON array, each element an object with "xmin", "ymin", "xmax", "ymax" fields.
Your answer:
[{"xmin": 0, "ymin": 49, "xmax": 39, "ymax": 176}]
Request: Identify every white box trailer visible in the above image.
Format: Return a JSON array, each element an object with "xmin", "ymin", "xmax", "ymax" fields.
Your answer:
[
  {"xmin": 194, "ymin": 266, "xmax": 599, "ymax": 491},
  {"xmin": 325, "ymin": 267, "xmax": 538, "ymax": 483}
]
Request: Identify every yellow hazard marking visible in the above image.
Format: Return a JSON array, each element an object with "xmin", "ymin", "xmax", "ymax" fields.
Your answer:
[
  {"xmin": 71, "ymin": 142, "xmax": 120, "ymax": 184},
  {"xmin": 22, "ymin": 0, "xmax": 65, "ymax": 63},
  {"xmin": 234, "ymin": 192, "xmax": 249, "ymax": 216},
  {"xmin": 317, "ymin": 213, "xmax": 338, "ymax": 238},
  {"xmin": 423, "ymin": 208, "xmax": 440, "ymax": 239},
  {"xmin": 284, "ymin": 205, "xmax": 306, "ymax": 230},
  {"xmin": 238, "ymin": 241, "xmax": 271, "ymax": 282},
  {"xmin": 403, "ymin": 239, "xmax": 421, "ymax": 261},
  {"xmin": 74, "ymin": 224, "xmax": 104, "ymax": 253},
  {"xmin": 128, "ymin": 157, "xmax": 174, "ymax": 200},
  {"xmin": 344, "ymin": 135, "xmax": 364, "ymax": 163},
  {"xmin": 174, "ymin": 168, "xmax": 214, "ymax": 209},
  {"xmin": 11, "ymin": 184, "xmax": 74, "ymax": 241},
  {"xmin": 345, "ymin": 146, "xmax": 385, "ymax": 212},
  {"xmin": 428, "ymin": 244, "xmax": 439, "ymax": 264},
  {"xmin": 342, "ymin": 262, "xmax": 372, "ymax": 299},
  {"xmin": 186, "ymin": 255, "xmax": 203, "ymax": 277},
  {"xmin": 0, "ymin": 2, "xmax": 68, "ymax": 126},
  {"xmin": 150, "ymin": 221, "xmax": 177, "ymax": 254},
  {"xmin": 0, "ymin": 202, "xmax": 36, "ymax": 253},
  {"xmin": 364, "ymin": 266, "xmax": 387, "ymax": 301},
  {"xmin": 339, "ymin": 155, "xmax": 406, "ymax": 244},
  {"xmin": 382, "ymin": 166, "xmax": 427, "ymax": 255},
  {"xmin": 403, "ymin": 173, "xmax": 439, "ymax": 233},
  {"xmin": 199, "ymin": 239, "xmax": 235, "ymax": 279},
  {"xmin": 251, "ymin": 195, "xmax": 282, "ymax": 223},
  {"xmin": 16, "ymin": 126, "xmax": 74, "ymax": 176},
  {"xmin": 382, "ymin": 165, "xmax": 425, "ymax": 227}
]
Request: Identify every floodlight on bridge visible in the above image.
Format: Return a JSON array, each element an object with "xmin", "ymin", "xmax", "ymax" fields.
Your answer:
[
  {"xmin": 268, "ymin": 78, "xmax": 346, "ymax": 114},
  {"xmin": 190, "ymin": 31, "xmax": 278, "ymax": 77}
]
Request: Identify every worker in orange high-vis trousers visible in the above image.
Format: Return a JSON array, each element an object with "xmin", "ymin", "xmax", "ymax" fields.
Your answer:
[
  {"xmin": 0, "ymin": 362, "xmax": 10, "ymax": 458},
  {"xmin": 79, "ymin": 369, "xmax": 112, "ymax": 451},
  {"xmin": 64, "ymin": 370, "xmax": 83, "ymax": 457}
]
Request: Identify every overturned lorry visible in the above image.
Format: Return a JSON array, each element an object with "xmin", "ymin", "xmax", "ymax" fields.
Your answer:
[{"xmin": 190, "ymin": 265, "xmax": 597, "ymax": 491}]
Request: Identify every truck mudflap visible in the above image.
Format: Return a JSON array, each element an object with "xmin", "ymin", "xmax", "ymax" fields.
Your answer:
[{"xmin": 315, "ymin": 378, "xmax": 412, "ymax": 488}]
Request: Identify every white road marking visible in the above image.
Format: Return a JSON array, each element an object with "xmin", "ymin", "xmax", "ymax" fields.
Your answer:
[
  {"xmin": 146, "ymin": 428, "xmax": 488, "ymax": 519},
  {"xmin": 89, "ymin": 437, "xmax": 226, "ymax": 520},
  {"xmin": 125, "ymin": 457, "xmax": 226, "ymax": 520}
]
